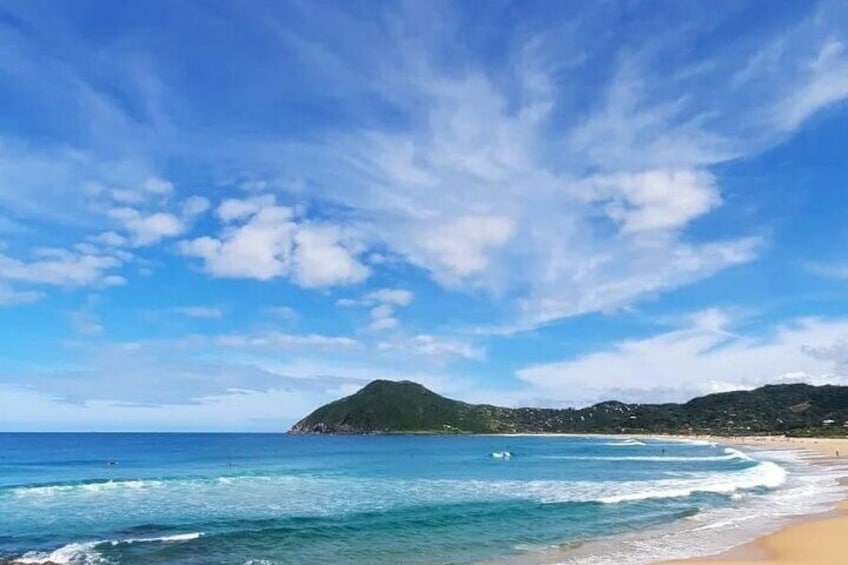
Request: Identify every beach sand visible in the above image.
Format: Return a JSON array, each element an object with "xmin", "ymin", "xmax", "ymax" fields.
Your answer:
[{"xmin": 657, "ymin": 436, "xmax": 848, "ymax": 565}]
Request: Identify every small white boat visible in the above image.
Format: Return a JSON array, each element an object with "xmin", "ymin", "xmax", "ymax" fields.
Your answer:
[{"xmin": 491, "ymin": 451, "xmax": 513, "ymax": 459}]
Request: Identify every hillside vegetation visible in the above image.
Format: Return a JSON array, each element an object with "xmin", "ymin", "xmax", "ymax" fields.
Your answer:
[{"xmin": 290, "ymin": 380, "xmax": 848, "ymax": 436}]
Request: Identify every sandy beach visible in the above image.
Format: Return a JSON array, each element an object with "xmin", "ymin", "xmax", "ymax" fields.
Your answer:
[{"xmin": 658, "ymin": 436, "xmax": 848, "ymax": 565}]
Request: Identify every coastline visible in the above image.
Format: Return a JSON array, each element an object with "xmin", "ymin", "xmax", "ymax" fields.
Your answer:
[{"xmin": 656, "ymin": 435, "xmax": 848, "ymax": 565}]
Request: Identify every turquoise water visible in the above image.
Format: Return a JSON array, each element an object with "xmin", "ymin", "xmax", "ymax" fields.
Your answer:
[{"xmin": 0, "ymin": 434, "xmax": 796, "ymax": 564}]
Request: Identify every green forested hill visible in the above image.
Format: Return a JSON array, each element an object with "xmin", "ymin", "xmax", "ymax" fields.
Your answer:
[{"xmin": 289, "ymin": 380, "xmax": 848, "ymax": 436}]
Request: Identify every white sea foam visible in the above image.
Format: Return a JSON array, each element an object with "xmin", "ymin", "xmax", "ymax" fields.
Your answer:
[
  {"xmin": 550, "ymin": 450, "xmax": 848, "ymax": 565},
  {"xmin": 15, "ymin": 541, "xmax": 106, "ymax": 565},
  {"xmin": 543, "ymin": 447, "xmax": 751, "ymax": 463},
  {"xmin": 10, "ymin": 479, "xmax": 168, "ymax": 498},
  {"xmin": 113, "ymin": 532, "xmax": 204, "ymax": 545},
  {"xmin": 14, "ymin": 532, "xmax": 204, "ymax": 564},
  {"xmin": 597, "ymin": 461, "xmax": 786, "ymax": 504},
  {"xmin": 605, "ymin": 439, "xmax": 646, "ymax": 447},
  {"xmin": 650, "ymin": 438, "xmax": 719, "ymax": 447},
  {"xmin": 6, "ymin": 460, "xmax": 782, "ymax": 518}
]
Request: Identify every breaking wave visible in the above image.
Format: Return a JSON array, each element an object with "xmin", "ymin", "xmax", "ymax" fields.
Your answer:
[{"xmin": 14, "ymin": 533, "xmax": 203, "ymax": 564}]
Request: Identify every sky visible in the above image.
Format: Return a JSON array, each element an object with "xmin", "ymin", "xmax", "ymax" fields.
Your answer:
[{"xmin": 1, "ymin": 0, "xmax": 847, "ymax": 431}]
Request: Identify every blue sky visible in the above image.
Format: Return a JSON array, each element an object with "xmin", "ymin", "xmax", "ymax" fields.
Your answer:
[{"xmin": 1, "ymin": 0, "xmax": 848, "ymax": 431}]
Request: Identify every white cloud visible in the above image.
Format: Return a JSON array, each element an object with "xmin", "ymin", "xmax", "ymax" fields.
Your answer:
[
  {"xmin": 367, "ymin": 288, "xmax": 414, "ymax": 306},
  {"xmin": 181, "ymin": 197, "xmax": 369, "ymax": 287},
  {"xmin": 217, "ymin": 195, "xmax": 277, "ymax": 223},
  {"xmin": 181, "ymin": 204, "xmax": 296, "ymax": 280},
  {"xmin": 517, "ymin": 310, "xmax": 848, "ymax": 405},
  {"xmin": 0, "ymin": 247, "xmax": 122, "ymax": 287},
  {"xmin": 182, "ymin": 195, "xmax": 211, "ymax": 217},
  {"xmin": 369, "ymin": 304, "xmax": 398, "ymax": 331},
  {"xmin": 109, "ymin": 207, "xmax": 186, "ymax": 246},
  {"xmin": 89, "ymin": 231, "xmax": 128, "ymax": 248},
  {"xmin": 582, "ymin": 169, "xmax": 721, "ymax": 234},
  {"xmin": 377, "ymin": 334, "xmax": 485, "ymax": 361},
  {"xmin": 336, "ymin": 287, "xmax": 415, "ymax": 331},
  {"xmin": 107, "ymin": 177, "xmax": 175, "ymax": 206},
  {"xmin": 3, "ymin": 3, "xmax": 846, "ymax": 334},
  {"xmin": 516, "ymin": 235, "xmax": 762, "ymax": 325},
  {"xmin": 110, "ymin": 188, "xmax": 147, "ymax": 204},
  {"xmin": 416, "ymin": 216, "xmax": 515, "ymax": 278},
  {"xmin": 0, "ymin": 385, "xmax": 326, "ymax": 431},
  {"xmin": 211, "ymin": 332, "xmax": 359, "ymax": 349},
  {"xmin": 101, "ymin": 275, "xmax": 127, "ymax": 288},
  {"xmin": 0, "ymin": 141, "xmax": 155, "ymax": 226},
  {"xmin": 339, "ymin": 288, "xmax": 415, "ymax": 308},
  {"xmin": 291, "ymin": 225, "xmax": 370, "ymax": 287},
  {"xmin": 143, "ymin": 177, "xmax": 174, "ymax": 196},
  {"xmin": 100, "ymin": 180, "xmax": 207, "ymax": 247}
]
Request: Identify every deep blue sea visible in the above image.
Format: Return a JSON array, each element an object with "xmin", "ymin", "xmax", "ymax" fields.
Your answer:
[{"xmin": 0, "ymin": 434, "xmax": 844, "ymax": 565}]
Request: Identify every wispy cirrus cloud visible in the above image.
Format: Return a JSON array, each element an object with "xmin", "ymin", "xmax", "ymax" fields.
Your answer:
[
  {"xmin": 2, "ymin": 1, "xmax": 847, "ymax": 327},
  {"xmin": 236, "ymin": 2, "xmax": 847, "ymax": 327},
  {"xmin": 0, "ymin": 1, "xmax": 847, "ymax": 429}
]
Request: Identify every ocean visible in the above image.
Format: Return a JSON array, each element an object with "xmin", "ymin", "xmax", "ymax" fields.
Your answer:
[{"xmin": 0, "ymin": 433, "xmax": 844, "ymax": 565}]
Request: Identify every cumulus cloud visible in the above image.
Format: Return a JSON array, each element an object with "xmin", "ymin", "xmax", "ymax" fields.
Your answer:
[
  {"xmin": 516, "ymin": 310, "xmax": 848, "ymax": 405},
  {"xmin": 181, "ymin": 204, "xmax": 296, "ymax": 280},
  {"xmin": 180, "ymin": 196, "xmax": 369, "ymax": 287},
  {"xmin": 291, "ymin": 225, "xmax": 370, "ymax": 287},
  {"xmin": 240, "ymin": 2, "xmax": 848, "ymax": 327},
  {"xmin": 106, "ymin": 185, "xmax": 209, "ymax": 247},
  {"xmin": 109, "ymin": 208, "xmax": 186, "ymax": 246}
]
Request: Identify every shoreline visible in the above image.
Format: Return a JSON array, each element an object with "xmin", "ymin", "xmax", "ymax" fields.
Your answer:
[
  {"xmin": 501, "ymin": 433, "xmax": 848, "ymax": 565},
  {"xmin": 655, "ymin": 435, "xmax": 848, "ymax": 565}
]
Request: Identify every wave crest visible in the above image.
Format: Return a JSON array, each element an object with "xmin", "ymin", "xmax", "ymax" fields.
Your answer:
[{"xmin": 14, "ymin": 532, "xmax": 204, "ymax": 564}]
